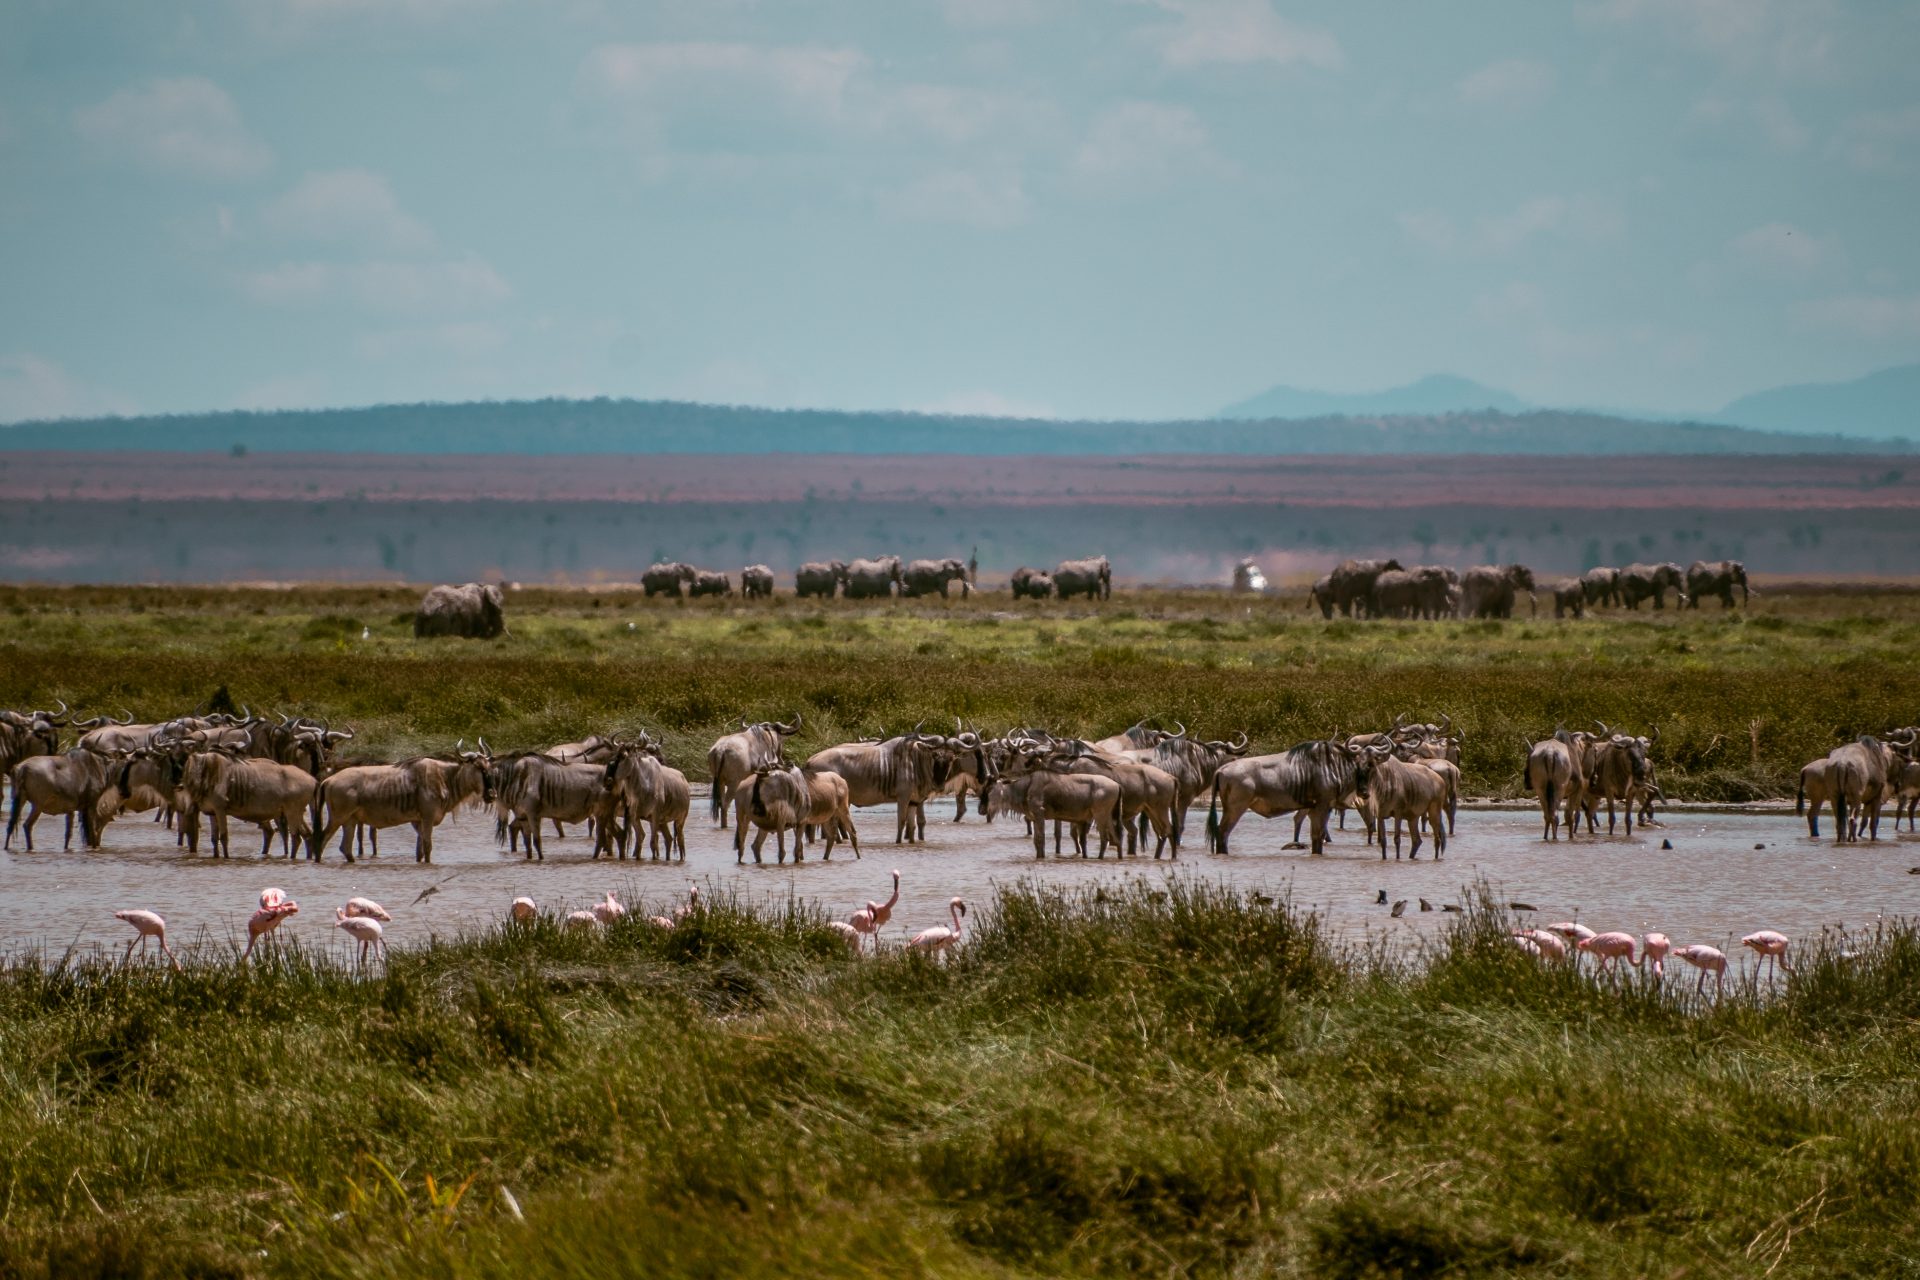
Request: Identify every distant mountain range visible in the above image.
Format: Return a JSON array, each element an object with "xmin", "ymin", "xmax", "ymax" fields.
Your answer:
[
  {"xmin": 1221, "ymin": 363, "xmax": 1918, "ymax": 441},
  {"xmin": 0, "ymin": 398, "xmax": 1905, "ymax": 455}
]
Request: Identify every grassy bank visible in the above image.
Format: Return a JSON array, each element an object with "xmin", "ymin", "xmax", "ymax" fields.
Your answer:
[
  {"xmin": 2, "ymin": 883, "xmax": 1918, "ymax": 1278},
  {"xmin": 3, "ymin": 583, "xmax": 1917, "ymax": 801}
]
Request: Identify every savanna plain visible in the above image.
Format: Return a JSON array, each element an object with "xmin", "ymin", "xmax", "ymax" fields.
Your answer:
[{"xmin": 3, "ymin": 582, "xmax": 1919, "ymax": 1278}]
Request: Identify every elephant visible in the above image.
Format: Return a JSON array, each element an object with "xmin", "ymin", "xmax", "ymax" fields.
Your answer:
[{"xmin": 1685, "ymin": 560, "xmax": 1750, "ymax": 609}]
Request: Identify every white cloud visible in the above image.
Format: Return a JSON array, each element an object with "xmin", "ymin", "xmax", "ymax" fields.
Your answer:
[
  {"xmin": 1144, "ymin": 0, "xmax": 1342, "ymax": 71},
  {"xmin": 1829, "ymin": 105, "xmax": 1920, "ymax": 173},
  {"xmin": 884, "ymin": 84, "xmax": 1046, "ymax": 147},
  {"xmin": 580, "ymin": 42, "xmax": 868, "ymax": 122},
  {"xmin": 1400, "ymin": 195, "xmax": 1622, "ymax": 256},
  {"xmin": 1686, "ymin": 96, "xmax": 1809, "ymax": 153},
  {"xmin": 1797, "ymin": 294, "xmax": 1920, "ymax": 341},
  {"xmin": 74, "ymin": 77, "xmax": 272, "ymax": 181},
  {"xmin": 1455, "ymin": 59, "xmax": 1554, "ymax": 108},
  {"xmin": 881, "ymin": 169, "xmax": 1029, "ymax": 229},
  {"xmin": 0, "ymin": 354, "xmax": 136, "ymax": 423},
  {"xmin": 918, "ymin": 390, "xmax": 1055, "ymax": 418},
  {"xmin": 1585, "ymin": 0, "xmax": 1837, "ymax": 79},
  {"xmin": 239, "ymin": 258, "xmax": 511, "ymax": 314},
  {"xmin": 265, "ymin": 170, "xmax": 436, "ymax": 253},
  {"xmin": 1074, "ymin": 101, "xmax": 1212, "ymax": 185}
]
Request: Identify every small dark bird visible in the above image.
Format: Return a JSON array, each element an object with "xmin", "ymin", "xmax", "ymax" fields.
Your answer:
[
  {"xmin": 1375, "ymin": 890, "xmax": 1388, "ymax": 905},
  {"xmin": 1754, "ymin": 843, "xmax": 1766, "ymax": 850},
  {"xmin": 1390, "ymin": 900, "xmax": 1408, "ymax": 918},
  {"xmin": 1419, "ymin": 898, "xmax": 1433, "ymax": 912},
  {"xmin": 1509, "ymin": 902, "xmax": 1536, "ymax": 912},
  {"xmin": 1251, "ymin": 892, "xmax": 1273, "ymax": 907},
  {"xmin": 411, "ymin": 873, "xmax": 459, "ymax": 907},
  {"xmin": 1908, "ymin": 867, "xmax": 1919, "ymax": 875},
  {"xmin": 1661, "ymin": 839, "xmax": 1673, "ymax": 850},
  {"xmin": 1442, "ymin": 903, "xmax": 1462, "ymax": 913}
]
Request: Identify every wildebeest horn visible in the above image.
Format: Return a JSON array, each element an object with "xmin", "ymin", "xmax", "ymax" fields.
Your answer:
[
  {"xmin": 1437, "ymin": 712, "xmax": 1452, "ymax": 733},
  {"xmin": 1594, "ymin": 720, "xmax": 1611, "ymax": 737},
  {"xmin": 327, "ymin": 727, "xmax": 355, "ymax": 741},
  {"xmin": 1647, "ymin": 724, "xmax": 1660, "ymax": 745},
  {"xmin": 1393, "ymin": 712, "xmax": 1409, "ymax": 728},
  {"xmin": 1171, "ymin": 721, "xmax": 1187, "ymax": 739},
  {"xmin": 1230, "ymin": 730, "xmax": 1248, "ymax": 751},
  {"xmin": 477, "ymin": 737, "xmax": 490, "ymax": 755}
]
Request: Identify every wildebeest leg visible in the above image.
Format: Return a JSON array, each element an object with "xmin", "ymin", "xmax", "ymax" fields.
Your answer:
[
  {"xmin": 260, "ymin": 822, "xmax": 275, "ymax": 858},
  {"xmin": 750, "ymin": 828, "xmax": 766, "ymax": 864},
  {"xmin": 955, "ymin": 788, "xmax": 968, "ymax": 822},
  {"xmin": 63, "ymin": 812, "xmax": 73, "ymax": 851},
  {"xmin": 1308, "ymin": 803, "xmax": 1333, "ymax": 856},
  {"xmin": 1031, "ymin": 817, "xmax": 1046, "ymax": 859},
  {"xmin": 553, "ymin": 819, "xmax": 566, "ymax": 839}
]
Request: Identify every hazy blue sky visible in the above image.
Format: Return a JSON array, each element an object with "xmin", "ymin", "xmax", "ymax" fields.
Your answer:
[{"xmin": 2, "ymin": 0, "xmax": 1917, "ymax": 423}]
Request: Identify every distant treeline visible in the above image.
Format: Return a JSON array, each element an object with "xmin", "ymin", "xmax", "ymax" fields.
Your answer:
[{"xmin": 1, "ymin": 398, "xmax": 1905, "ymax": 456}]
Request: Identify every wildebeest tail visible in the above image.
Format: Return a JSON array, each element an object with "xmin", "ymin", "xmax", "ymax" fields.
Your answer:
[
  {"xmin": 1205, "ymin": 778, "xmax": 1222, "ymax": 852},
  {"xmin": 5, "ymin": 778, "xmax": 24, "ymax": 845},
  {"xmin": 708, "ymin": 749, "xmax": 726, "ymax": 822},
  {"xmin": 1794, "ymin": 774, "xmax": 1806, "ymax": 815}
]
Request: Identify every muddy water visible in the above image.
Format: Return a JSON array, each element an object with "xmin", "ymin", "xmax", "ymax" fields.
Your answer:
[{"xmin": 4, "ymin": 796, "xmax": 1915, "ymax": 971}]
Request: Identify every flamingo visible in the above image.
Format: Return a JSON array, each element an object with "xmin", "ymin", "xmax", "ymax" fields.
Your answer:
[
  {"xmin": 1578, "ymin": 931, "xmax": 1638, "ymax": 975},
  {"xmin": 1544, "ymin": 921, "xmax": 1597, "ymax": 945},
  {"xmin": 334, "ymin": 907, "xmax": 387, "ymax": 966},
  {"xmin": 1511, "ymin": 934, "xmax": 1543, "ymax": 958},
  {"xmin": 866, "ymin": 870, "xmax": 901, "ymax": 931},
  {"xmin": 672, "ymin": 885, "xmax": 701, "ymax": 922},
  {"xmin": 591, "ymin": 891, "xmax": 626, "ymax": 926},
  {"xmin": 1640, "ymin": 931, "xmax": 1672, "ymax": 979},
  {"xmin": 908, "ymin": 897, "xmax": 966, "ymax": 957},
  {"xmin": 510, "ymin": 896, "xmax": 538, "ymax": 923},
  {"xmin": 1670, "ymin": 943, "xmax": 1728, "ymax": 994},
  {"xmin": 565, "ymin": 910, "xmax": 599, "ymax": 930},
  {"xmin": 243, "ymin": 898, "xmax": 300, "ymax": 960},
  {"xmin": 343, "ymin": 897, "xmax": 391, "ymax": 922},
  {"xmin": 1514, "ymin": 928, "xmax": 1568, "ymax": 962},
  {"xmin": 1742, "ymin": 930, "xmax": 1793, "ymax": 981},
  {"xmin": 113, "ymin": 909, "xmax": 180, "ymax": 971},
  {"xmin": 825, "ymin": 921, "xmax": 863, "ymax": 952}
]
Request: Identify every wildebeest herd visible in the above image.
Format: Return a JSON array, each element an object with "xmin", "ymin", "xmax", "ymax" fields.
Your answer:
[
  {"xmin": 6, "ymin": 701, "xmax": 1910, "ymax": 868},
  {"xmin": 1307, "ymin": 558, "xmax": 1751, "ymax": 619}
]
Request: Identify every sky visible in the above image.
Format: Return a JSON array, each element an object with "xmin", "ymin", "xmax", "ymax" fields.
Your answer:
[{"xmin": 1, "ymin": 0, "xmax": 1917, "ymax": 424}]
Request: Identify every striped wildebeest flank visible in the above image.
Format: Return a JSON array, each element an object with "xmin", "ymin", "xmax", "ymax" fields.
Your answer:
[
  {"xmin": 5, "ymin": 747, "xmax": 115, "ymax": 851},
  {"xmin": 991, "ymin": 745, "xmax": 1125, "ymax": 859},
  {"xmin": 179, "ymin": 738, "xmax": 318, "ymax": 858},
  {"xmin": 1823, "ymin": 732, "xmax": 1908, "ymax": 843},
  {"xmin": 1525, "ymin": 726, "xmax": 1594, "ymax": 841},
  {"xmin": 310, "ymin": 743, "xmax": 494, "ymax": 863},
  {"xmin": 1580, "ymin": 566, "xmax": 1621, "ymax": 608},
  {"xmin": 1052, "ymin": 556, "xmax": 1111, "ymax": 601},
  {"xmin": 795, "ymin": 560, "xmax": 849, "ymax": 598},
  {"xmin": 901, "ymin": 557, "xmax": 973, "ymax": 599},
  {"xmin": 688, "ymin": 570, "xmax": 732, "ymax": 598},
  {"xmin": 1038, "ymin": 737, "xmax": 1179, "ymax": 858},
  {"xmin": 1582, "ymin": 721, "xmax": 1657, "ymax": 836},
  {"xmin": 707, "ymin": 717, "xmax": 802, "ymax": 827},
  {"xmin": 1122, "ymin": 727, "xmax": 1249, "ymax": 842},
  {"xmin": 1090, "ymin": 719, "xmax": 1173, "ymax": 756},
  {"xmin": 1325, "ymin": 558, "xmax": 1402, "ymax": 617},
  {"xmin": 1460, "ymin": 564, "xmax": 1537, "ymax": 619},
  {"xmin": 730, "ymin": 761, "xmax": 810, "ymax": 864},
  {"xmin": 600, "ymin": 734, "xmax": 691, "ymax": 860},
  {"xmin": 1617, "ymin": 562, "xmax": 1687, "ymax": 610},
  {"xmin": 1010, "ymin": 567, "xmax": 1054, "ymax": 600},
  {"xmin": 741, "ymin": 564, "xmax": 776, "ymax": 600},
  {"xmin": 845, "ymin": 556, "xmax": 904, "ymax": 600},
  {"xmin": 642, "ymin": 562, "xmax": 699, "ymax": 598},
  {"xmin": 1352, "ymin": 739, "xmax": 1447, "ymax": 861},
  {"xmin": 0, "ymin": 702, "xmax": 67, "ymax": 787},
  {"xmin": 1550, "ymin": 579, "xmax": 1586, "ymax": 619},
  {"xmin": 1204, "ymin": 737, "xmax": 1360, "ymax": 856},
  {"xmin": 806, "ymin": 726, "xmax": 958, "ymax": 844},
  {"xmin": 496, "ymin": 752, "xmax": 620, "ymax": 861},
  {"xmin": 414, "ymin": 582, "xmax": 506, "ymax": 638},
  {"xmin": 793, "ymin": 766, "xmax": 859, "ymax": 860},
  {"xmin": 1685, "ymin": 559, "xmax": 1751, "ymax": 609}
]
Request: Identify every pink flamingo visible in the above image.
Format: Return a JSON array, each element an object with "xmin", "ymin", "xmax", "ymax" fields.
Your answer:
[
  {"xmin": 565, "ymin": 910, "xmax": 599, "ymax": 930},
  {"xmin": 343, "ymin": 897, "xmax": 391, "ymax": 922},
  {"xmin": 1742, "ymin": 930, "xmax": 1793, "ymax": 981},
  {"xmin": 510, "ymin": 896, "xmax": 538, "ymax": 923},
  {"xmin": 591, "ymin": 891, "xmax": 626, "ymax": 925},
  {"xmin": 334, "ymin": 907, "xmax": 387, "ymax": 966},
  {"xmin": 1514, "ymin": 928, "xmax": 1568, "ymax": 962},
  {"xmin": 1578, "ymin": 931, "xmax": 1638, "ymax": 975},
  {"xmin": 908, "ymin": 896, "xmax": 966, "ymax": 957},
  {"xmin": 1544, "ymin": 921, "xmax": 1596, "ymax": 945},
  {"xmin": 1511, "ymin": 934, "xmax": 1543, "ymax": 959},
  {"xmin": 850, "ymin": 869, "xmax": 901, "ymax": 953},
  {"xmin": 114, "ymin": 909, "xmax": 181, "ymax": 971},
  {"xmin": 1640, "ymin": 932, "xmax": 1672, "ymax": 979},
  {"xmin": 825, "ymin": 921, "xmax": 862, "ymax": 952},
  {"xmin": 673, "ymin": 885, "xmax": 701, "ymax": 922},
  {"xmin": 243, "ymin": 897, "xmax": 300, "ymax": 960},
  {"xmin": 1671, "ymin": 944, "xmax": 1728, "ymax": 995}
]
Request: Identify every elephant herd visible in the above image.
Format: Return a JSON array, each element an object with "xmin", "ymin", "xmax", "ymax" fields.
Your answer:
[{"xmin": 1310, "ymin": 558, "xmax": 1751, "ymax": 621}]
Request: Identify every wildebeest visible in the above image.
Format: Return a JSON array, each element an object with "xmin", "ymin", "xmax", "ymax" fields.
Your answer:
[
  {"xmin": 642, "ymin": 562, "xmax": 698, "ymax": 598},
  {"xmin": 1326, "ymin": 559, "xmax": 1403, "ymax": 618},
  {"xmin": 730, "ymin": 762, "xmax": 811, "ymax": 864},
  {"xmin": 989, "ymin": 755, "xmax": 1124, "ymax": 859},
  {"xmin": 707, "ymin": 717, "xmax": 801, "ymax": 827},
  {"xmin": 311, "ymin": 746, "xmax": 494, "ymax": 863},
  {"xmin": 1685, "ymin": 559, "xmax": 1750, "ymax": 609},
  {"xmin": 1010, "ymin": 568, "xmax": 1054, "ymax": 600},
  {"xmin": 1550, "ymin": 579, "xmax": 1586, "ymax": 619},
  {"xmin": 1580, "ymin": 567, "xmax": 1620, "ymax": 608},
  {"xmin": 6, "ymin": 748, "xmax": 114, "ymax": 850},
  {"xmin": 1034, "ymin": 741, "xmax": 1178, "ymax": 857},
  {"xmin": 1053, "ymin": 556, "xmax": 1112, "ymax": 601},
  {"xmin": 741, "ymin": 564, "xmax": 776, "ymax": 599},
  {"xmin": 601, "ymin": 737, "xmax": 690, "ymax": 860},
  {"xmin": 1460, "ymin": 564, "xmax": 1536, "ymax": 619},
  {"xmin": 688, "ymin": 570, "xmax": 731, "ymax": 598},
  {"xmin": 795, "ymin": 767, "xmax": 859, "ymax": 859},
  {"xmin": 1583, "ymin": 722, "xmax": 1655, "ymax": 836},
  {"xmin": 497, "ymin": 753, "xmax": 617, "ymax": 860},
  {"xmin": 902, "ymin": 558, "xmax": 973, "ymax": 599},
  {"xmin": 1356, "ymin": 745, "xmax": 1447, "ymax": 860},
  {"xmin": 845, "ymin": 556, "xmax": 904, "ymax": 600},
  {"xmin": 806, "ymin": 729, "xmax": 955, "ymax": 843},
  {"xmin": 1795, "ymin": 759, "xmax": 1832, "ymax": 838},
  {"xmin": 1618, "ymin": 563, "xmax": 1686, "ymax": 610},
  {"xmin": 1205, "ymin": 738, "xmax": 1359, "ymax": 855},
  {"xmin": 181, "ymin": 744, "xmax": 318, "ymax": 858},
  {"xmin": 795, "ymin": 561, "xmax": 849, "ymax": 598},
  {"xmin": 1125, "ymin": 729, "xmax": 1249, "ymax": 841},
  {"xmin": 1525, "ymin": 728, "xmax": 1593, "ymax": 841},
  {"xmin": 414, "ymin": 583, "xmax": 506, "ymax": 638},
  {"xmin": 0, "ymin": 704, "xmax": 65, "ymax": 786},
  {"xmin": 1824, "ymin": 733, "xmax": 1905, "ymax": 843}
]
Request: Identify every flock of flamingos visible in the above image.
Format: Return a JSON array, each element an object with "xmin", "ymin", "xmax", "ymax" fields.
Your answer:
[{"xmin": 104, "ymin": 868, "xmax": 1789, "ymax": 996}]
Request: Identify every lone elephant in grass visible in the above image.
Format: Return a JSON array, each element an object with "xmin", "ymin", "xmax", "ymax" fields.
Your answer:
[
  {"xmin": 414, "ymin": 583, "xmax": 505, "ymax": 638},
  {"xmin": 1685, "ymin": 560, "xmax": 1751, "ymax": 609}
]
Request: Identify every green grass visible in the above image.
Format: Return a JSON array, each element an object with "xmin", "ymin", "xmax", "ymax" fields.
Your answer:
[
  {"xmin": 3, "ymin": 884, "xmax": 1919, "ymax": 1278},
  {"xmin": 2, "ymin": 583, "xmax": 1915, "ymax": 801}
]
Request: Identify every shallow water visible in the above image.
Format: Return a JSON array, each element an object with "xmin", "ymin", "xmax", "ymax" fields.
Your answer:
[{"xmin": 4, "ymin": 794, "xmax": 1915, "ymax": 971}]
